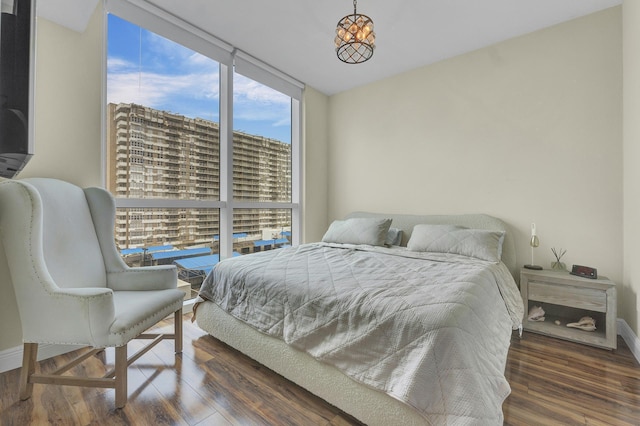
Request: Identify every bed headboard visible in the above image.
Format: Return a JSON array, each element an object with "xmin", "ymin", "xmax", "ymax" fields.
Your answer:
[{"xmin": 345, "ymin": 211, "xmax": 518, "ymax": 279}]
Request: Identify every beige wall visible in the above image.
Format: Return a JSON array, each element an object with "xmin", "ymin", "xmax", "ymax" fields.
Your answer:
[
  {"xmin": 302, "ymin": 87, "xmax": 330, "ymax": 243},
  {"xmin": 328, "ymin": 10, "xmax": 623, "ymax": 290},
  {"xmin": 623, "ymin": 1, "xmax": 640, "ymax": 335},
  {"xmin": 0, "ymin": 9, "xmax": 104, "ymax": 352},
  {"xmin": 19, "ymin": 13, "xmax": 104, "ymax": 186}
]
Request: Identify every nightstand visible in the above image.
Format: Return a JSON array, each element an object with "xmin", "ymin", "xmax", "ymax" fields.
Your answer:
[{"xmin": 520, "ymin": 268, "xmax": 617, "ymax": 350}]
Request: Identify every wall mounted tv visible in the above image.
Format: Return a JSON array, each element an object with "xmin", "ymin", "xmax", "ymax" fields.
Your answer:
[{"xmin": 0, "ymin": 0, "xmax": 34, "ymax": 179}]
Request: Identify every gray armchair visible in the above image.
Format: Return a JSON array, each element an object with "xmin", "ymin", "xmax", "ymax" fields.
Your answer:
[{"xmin": 0, "ymin": 178, "xmax": 185, "ymax": 408}]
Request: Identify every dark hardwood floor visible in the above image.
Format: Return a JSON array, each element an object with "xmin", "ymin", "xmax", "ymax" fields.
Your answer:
[
  {"xmin": 1, "ymin": 313, "xmax": 639, "ymax": 425},
  {"xmin": 504, "ymin": 331, "xmax": 640, "ymax": 425}
]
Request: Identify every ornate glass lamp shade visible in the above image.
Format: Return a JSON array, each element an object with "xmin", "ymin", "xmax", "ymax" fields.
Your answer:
[{"xmin": 335, "ymin": 0, "xmax": 375, "ymax": 64}]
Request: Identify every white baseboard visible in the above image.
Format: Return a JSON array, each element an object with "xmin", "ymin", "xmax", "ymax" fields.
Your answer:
[
  {"xmin": 617, "ymin": 318, "xmax": 640, "ymax": 363},
  {"xmin": 0, "ymin": 343, "xmax": 83, "ymax": 374},
  {"xmin": 0, "ymin": 301, "xmax": 194, "ymax": 374}
]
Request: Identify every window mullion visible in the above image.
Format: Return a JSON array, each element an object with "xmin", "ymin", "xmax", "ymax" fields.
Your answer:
[
  {"xmin": 291, "ymin": 98, "xmax": 302, "ymax": 246},
  {"xmin": 219, "ymin": 62, "xmax": 234, "ymax": 260}
]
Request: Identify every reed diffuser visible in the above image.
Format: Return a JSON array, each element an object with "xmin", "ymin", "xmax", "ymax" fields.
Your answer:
[{"xmin": 551, "ymin": 247, "xmax": 566, "ymax": 270}]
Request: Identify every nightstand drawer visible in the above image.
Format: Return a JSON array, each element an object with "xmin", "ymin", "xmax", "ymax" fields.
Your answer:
[{"xmin": 528, "ymin": 280, "xmax": 607, "ymax": 312}]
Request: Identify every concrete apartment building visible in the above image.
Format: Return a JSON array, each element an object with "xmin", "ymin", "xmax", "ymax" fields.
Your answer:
[{"xmin": 106, "ymin": 103, "xmax": 292, "ymax": 253}]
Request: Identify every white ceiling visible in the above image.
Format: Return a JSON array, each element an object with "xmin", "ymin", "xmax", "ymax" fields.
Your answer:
[{"xmin": 37, "ymin": 0, "xmax": 621, "ymax": 95}]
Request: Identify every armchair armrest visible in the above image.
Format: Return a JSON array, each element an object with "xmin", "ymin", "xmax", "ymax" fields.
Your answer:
[
  {"xmin": 20, "ymin": 287, "xmax": 116, "ymax": 347},
  {"xmin": 107, "ymin": 265, "xmax": 178, "ymax": 291}
]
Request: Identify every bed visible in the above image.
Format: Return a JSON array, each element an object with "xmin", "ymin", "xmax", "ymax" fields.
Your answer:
[{"xmin": 194, "ymin": 212, "xmax": 524, "ymax": 425}]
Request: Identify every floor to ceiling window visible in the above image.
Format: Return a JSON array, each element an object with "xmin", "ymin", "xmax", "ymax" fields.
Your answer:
[{"xmin": 104, "ymin": 1, "xmax": 302, "ymax": 300}]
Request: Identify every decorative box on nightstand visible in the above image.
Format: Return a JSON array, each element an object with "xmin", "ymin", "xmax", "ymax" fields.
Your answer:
[{"xmin": 520, "ymin": 268, "xmax": 617, "ymax": 350}]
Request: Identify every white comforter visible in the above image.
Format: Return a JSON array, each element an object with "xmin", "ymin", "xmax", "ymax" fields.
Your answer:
[{"xmin": 198, "ymin": 243, "xmax": 523, "ymax": 425}]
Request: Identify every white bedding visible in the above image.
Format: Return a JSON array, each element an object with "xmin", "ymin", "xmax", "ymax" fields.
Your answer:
[{"xmin": 197, "ymin": 242, "xmax": 523, "ymax": 425}]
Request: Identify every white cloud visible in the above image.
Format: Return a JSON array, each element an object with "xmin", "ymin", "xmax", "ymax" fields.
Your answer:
[
  {"xmin": 187, "ymin": 51, "xmax": 216, "ymax": 68},
  {"xmin": 234, "ymin": 75, "xmax": 289, "ymax": 105},
  {"xmin": 233, "ymin": 74, "xmax": 290, "ymax": 126},
  {"xmin": 107, "ymin": 57, "xmax": 134, "ymax": 73},
  {"xmin": 107, "ymin": 36, "xmax": 291, "ymax": 131},
  {"xmin": 107, "ymin": 57, "xmax": 219, "ymax": 112}
]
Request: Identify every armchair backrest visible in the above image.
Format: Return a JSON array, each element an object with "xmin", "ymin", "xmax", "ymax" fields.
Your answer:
[{"xmin": 0, "ymin": 178, "xmax": 108, "ymax": 291}]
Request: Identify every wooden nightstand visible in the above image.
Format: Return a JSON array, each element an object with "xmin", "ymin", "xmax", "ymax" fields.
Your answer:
[{"xmin": 520, "ymin": 268, "xmax": 617, "ymax": 350}]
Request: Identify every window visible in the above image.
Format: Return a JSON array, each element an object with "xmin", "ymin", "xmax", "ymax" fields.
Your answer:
[{"xmin": 104, "ymin": 2, "xmax": 302, "ymax": 301}]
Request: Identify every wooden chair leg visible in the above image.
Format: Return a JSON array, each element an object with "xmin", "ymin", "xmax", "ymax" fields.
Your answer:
[
  {"xmin": 115, "ymin": 345, "xmax": 128, "ymax": 409},
  {"xmin": 19, "ymin": 343, "xmax": 37, "ymax": 400},
  {"xmin": 174, "ymin": 308, "xmax": 183, "ymax": 354}
]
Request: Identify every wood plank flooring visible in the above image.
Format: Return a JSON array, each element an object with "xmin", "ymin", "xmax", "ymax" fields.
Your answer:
[
  {"xmin": 1, "ymin": 313, "xmax": 639, "ymax": 425},
  {"xmin": 504, "ymin": 331, "xmax": 640, "ymax": 425}
]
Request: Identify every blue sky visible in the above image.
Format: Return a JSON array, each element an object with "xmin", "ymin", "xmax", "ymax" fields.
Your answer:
[{"xmin": 107, "ymin": 15, "xmax": 291, "ymax": 144}]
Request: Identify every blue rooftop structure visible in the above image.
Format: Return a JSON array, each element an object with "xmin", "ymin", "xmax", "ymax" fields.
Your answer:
[
  {"xmin": 253, "ymin": 238, "xmax": 289, "ymax": 247},
  {"xmin": 150, "ymin": 247, "xmax": 211, "ymax": 261},
  {"xmin": 120, "ymin": 248, "xmax": 143, "ymax": 255},
  {"xmin": 146, "ymin": 245, "xmax": 174, "ymax": 252},
  {"xmin": 174, "ymin": 254, "xmax": 220, "ymax": 275},
  {"xmin": 174, "ymin": 252, "xmax": 241, "ymax": 275},
  {"xmin": 120, "ymin": 245, "xmax": 174, "ymax": 256}
]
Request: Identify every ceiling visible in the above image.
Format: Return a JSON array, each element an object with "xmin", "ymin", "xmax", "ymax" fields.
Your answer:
[{"xmin": 37, "ymin": 0, "xmax": 621, "ymax": 95}]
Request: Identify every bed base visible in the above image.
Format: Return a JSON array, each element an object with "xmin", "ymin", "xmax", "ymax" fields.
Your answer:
[{"xmin": 195, "ymin": 301, "xmax": 428, "ymax": 426}]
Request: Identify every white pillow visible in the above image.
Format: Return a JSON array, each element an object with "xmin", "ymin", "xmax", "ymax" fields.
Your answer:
[
  {"xmin": 407, "ymin": 224, "xmax": 505, "ymax": 262},
  {"xmin": 322, "ymin": 218, "xmax": 392, "ymax": 246},
  {"xmin": 385, "ymin": 227, "xmax": 403, "ymax": 246}
]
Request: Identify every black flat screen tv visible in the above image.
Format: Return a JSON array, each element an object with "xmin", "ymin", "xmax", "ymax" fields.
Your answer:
[{"xmin": 0, "ymin": 0, "xmax": 34, "ymax": 179}]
